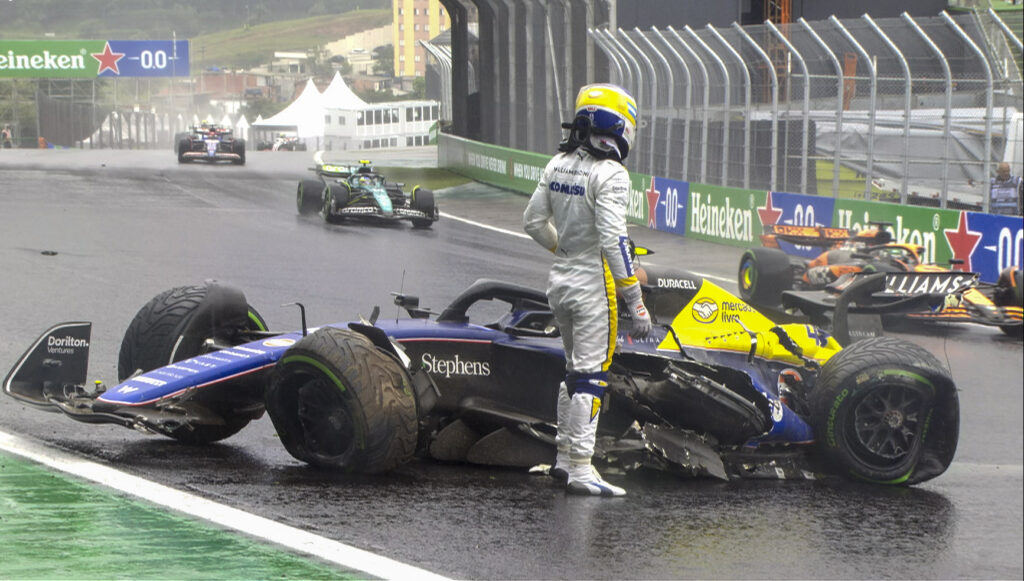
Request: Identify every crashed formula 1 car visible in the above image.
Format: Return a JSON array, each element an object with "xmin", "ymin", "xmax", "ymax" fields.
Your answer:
[
  {"xmin": 739, "ymin": 223, "xmax": 1023, "ymax": 335},
  {"xmin": 296, "ymin": 154, "xmax": 438, "ymax": 228},
  {"xmin": 4, "ymin": 256, "xmax": 965, "ymax": 486},
  {"xmin": 176, "ymin": 123, "xmax": 246, "ymax": 165}
]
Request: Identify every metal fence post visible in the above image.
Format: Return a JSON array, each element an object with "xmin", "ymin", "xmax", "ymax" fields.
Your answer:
[
  {"xmin": 800, "ymin": 17, "xmax": 843, "ymax": 199},
  {"xmin": 652, "ymin": 28, "xmax": 692, "ymax": 180},
  {"xmin": 831, "ymin": 15, "xmax": 878, "ymax": 200},
  {"xmin": 684, "ymin": 26, "xmax": 730, "ymax": 187},
  {"xmin": 589, "ymin": 29, "xmax": 626, "ymax": 85},
  {"xmin": 708, "ymin": 25, "xmax": 753, "ymax": 190},
  {"xmin": 765, "ymin": 21, "xmax": 810, "ymax": 195},
  {"xmin": 734, "ymin": 23, "xmax": 779, "ymax": 193},
  {"xmin": 621, "ymin": 29, "xmax": 659, "ymax": 175},
  {"xmin": 901, "ymin": 13, "xmax": 953, "ymax": 207},
  {"xmin": 668, "ymin": 26, "xmax": 710, "ymax": 184},
  {"xmin": 638, "ymin": 29, "xmax": 676, "ymax": 177},
  {"xmin": 943, "ymin": 11, "xmax": 995, "ymax": 213},
  {"xmin": 863, "ymin": 14, "xmax": 912, "ymax": 204}
]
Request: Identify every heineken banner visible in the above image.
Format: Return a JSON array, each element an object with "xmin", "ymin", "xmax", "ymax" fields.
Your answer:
[
  {"xmin": 438, "ymin": 134, "xmax": 1022, "ymax": 282},
  {"xmin": 0, "ymin": 40, "xmax": 189, "ymax": 78}
]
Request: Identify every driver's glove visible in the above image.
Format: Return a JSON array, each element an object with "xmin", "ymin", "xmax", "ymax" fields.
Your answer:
[{"xmin": 620, "ymin": 282, "xmax": 652, "ymax": 339}]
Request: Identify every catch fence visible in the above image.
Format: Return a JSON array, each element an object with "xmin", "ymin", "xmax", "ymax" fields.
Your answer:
[{"xmin": 588, "ymin": 9, "xmax": 1022, "ymax": 213}]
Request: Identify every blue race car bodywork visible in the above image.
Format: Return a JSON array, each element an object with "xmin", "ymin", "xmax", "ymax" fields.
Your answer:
[{"xmin": 4, "ymin": 264, "xmax": 961, "ymax": 485}]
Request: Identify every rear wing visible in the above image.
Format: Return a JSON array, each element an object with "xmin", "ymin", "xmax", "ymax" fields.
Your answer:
[
  {"xmin": 781, "ymin": 271, "xmax": 978, "ymax": 345},
  {"xmin": 311, "ymin": 151, "xmax": 376, "ymax": 178},
  {"xmin": 761, "ymin": 223, "xmax": 897, "ymax": 250},
  {"xmin": 760, "ymin": 224, "xmax": 853, "ymax": 248},
  {"xmin": 3, "ymin": 322, "xmax": 91, "ymax": 409}
]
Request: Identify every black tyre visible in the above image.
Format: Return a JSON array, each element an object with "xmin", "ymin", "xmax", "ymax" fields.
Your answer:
[
  {"xmin": 117, "ymin": 282, "xmax": 269, "ymax": 444},
  {"xmin": 232, "ymin": 139, "xmax": 246, "ymax": 165},
  {"xmin": 264, "ymin": 327, "xmax": 418, "ymax": 473},
  {"xmin": 177, "ymin": 139, "xmax": 190, "ymax": 163},
  {"xmin": 297, "ymin": 179, "xmax": 324, "ymax": 215},
  {"xmin": 322, "ymin": 183, "xmax": 350, "ymax": 224},
  {"xmin": 994, "ymin": 266, "xmax": 1023, "ymax": 336},
  {"xmin": 410, "ymin": 185, "xmax": 437, "ymax": 229},
  {"xmin": 173, "ymin": 132, "xmax": 187, "ymax": 151},
  {"xmin": 737, "ymin": 247, "xmax": 792, "ymax": 307},
  {"xmin": 809, "ymin": 336, "xmax": 959, "ymax": 485}
]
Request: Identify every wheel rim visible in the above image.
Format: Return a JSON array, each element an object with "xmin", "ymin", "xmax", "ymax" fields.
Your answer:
[
  {"xmin": 847, "ymin": 383, "xmax": 929, "ymax": 464},
  {"xmin": 295, "ymin": 376, "xmax": 355, "ymax": 459},
  {"xmin": 739, "ymin": 259, "xmax": 755, "ymax": 293}
]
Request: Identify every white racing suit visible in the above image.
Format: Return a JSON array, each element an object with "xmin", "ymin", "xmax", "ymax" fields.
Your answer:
[{"xmin": 523, "ymin": 146, "xmax": 643, "ymax": 496}]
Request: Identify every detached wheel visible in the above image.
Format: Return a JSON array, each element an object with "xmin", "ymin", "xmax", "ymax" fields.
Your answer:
[
  {"xmin": 265, "ymin": 327, "xmax": 418, "ymax": 473},
  {"xmin": 809, "ymin": 337, "xmax": 959, "ymax": 485},
  {"xmin": 297, "ymin": 179, "xmax": 324, "ymax": 215},
  {"xmin": 117, "ymin": 281, "xmax": 269, "ymax": 444},
  {"xmin": 410, "ymin": 185, "xmax": 437, "ymax": 229},
  {"xmin": 738, "ymin": 247, "xmax": 792, "ymax": 307}
]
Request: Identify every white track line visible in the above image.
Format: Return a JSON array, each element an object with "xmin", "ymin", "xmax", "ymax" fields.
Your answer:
[
  {"xmin": 0, "ymin": 429, "xmax": 451, "ymax": 581},
  {"xmin": 439, "ymin": 210, "xmax": 735, "ymax": 285},
  {"xmin": 440, "ymin": 210, "xmax": 530, "ymax": 239}
]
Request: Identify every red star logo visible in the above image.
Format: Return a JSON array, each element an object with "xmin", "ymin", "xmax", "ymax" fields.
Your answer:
[
  {"xmin": 91, "ymin": 42, "xmax": 125, "ymax": 75},
  {"xmin": 942, "ymin": 212, "xmax": 982, "ymax": 272},
  {"xmin": 757, "ymin": 191, "xmax": 783, "ymax": 226},
  {"xmin": 645, "ymin": 178, "xmax": 660, "ymax": 228}
]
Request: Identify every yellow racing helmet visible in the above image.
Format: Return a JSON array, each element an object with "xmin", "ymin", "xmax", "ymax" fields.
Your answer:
[{"xmin": 573, "ymin": 83, "xmax": 637, "ymax": 160}]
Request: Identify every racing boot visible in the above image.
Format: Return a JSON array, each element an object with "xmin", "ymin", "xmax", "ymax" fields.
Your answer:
[
  {"xmin": 551, "ymin": 382, "xmax": 571, "ymax": 482},
  {"xmin": 564, "ymin": 392, "xmax": 626, "ymax": 497}
]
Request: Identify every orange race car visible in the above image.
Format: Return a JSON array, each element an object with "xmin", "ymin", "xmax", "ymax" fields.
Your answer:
[{"xmin": 738, "ymin": 223, "xmax": 1023, "ymax": 335}]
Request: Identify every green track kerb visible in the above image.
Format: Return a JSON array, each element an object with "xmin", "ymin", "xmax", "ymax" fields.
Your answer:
[{"xmin": 0, "ymin": 451, "xmax": 359, "ymax": 580}]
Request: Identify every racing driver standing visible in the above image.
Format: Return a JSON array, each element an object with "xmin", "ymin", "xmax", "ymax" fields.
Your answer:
[{"xmin": 523, "ymin": 83, "xmax": 651, "ymax": 497}]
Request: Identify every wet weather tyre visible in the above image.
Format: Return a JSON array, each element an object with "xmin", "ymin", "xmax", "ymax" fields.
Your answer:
[
  {"xmin": 265, "ymin": 327, "xmax": 418, "ymax": 473},
  {"xmin": 177, "ymin": 139, "xmax": 191, "ymax": 163},
  {"xmin": 297, "ymin": 179, "xmax": 324, "ymax": 215},
  {"xmin": 116, "ymin": 282, "xmax": 269, "ymax": 444},
  {"xmin": 322, "ymin": 183, "xmax": 349, "ymax": 224},
  {"xmin": 809, "ymin": 336, "xmax": 959, "ymax": 485},
  {"xmin": 994, "ymin": 266, "xmax": 1023, "ymax": 336},
  {"xmin": 232, "ymin": 139, "xmax": 246, "ymax": 165},
  {"xmin": 410, "ymin": 186, "xmax": 437, "ymax": 228},
  {"xmin": 738, "ymin": 247, "xmax": 792, "ymax": 307}
]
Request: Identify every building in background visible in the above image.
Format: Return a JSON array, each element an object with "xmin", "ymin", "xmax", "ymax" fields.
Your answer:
[
  {"xmin": 324, "ymin": 100, "xmax": 439, "ymax": 151},
  {"xmin": 393, "ymin": 0, "xmax": 451, "ymax": 77}
]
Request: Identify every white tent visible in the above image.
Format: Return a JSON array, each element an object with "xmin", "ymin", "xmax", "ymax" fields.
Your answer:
[
  {"xmin": 322, "ymin": 71, "xmax": 367, "ymax": 110},
  {"xmin": 253, "ymin": 78, "xmax": 325, "ymax": 138},
  {"xmin": 235, "ymin": 115, "xmax": 250, "ymax": 141}
]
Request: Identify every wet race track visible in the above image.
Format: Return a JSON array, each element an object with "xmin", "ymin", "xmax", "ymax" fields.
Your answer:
[{"xmin": 0, "ymin": 149, "xmax": 1021, "ymax": 579}]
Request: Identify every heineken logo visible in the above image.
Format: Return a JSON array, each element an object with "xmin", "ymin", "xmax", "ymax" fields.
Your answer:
[
  {"xmin": 689, "ymin": 191, "xmax": 753, "ymax": 242},
  {"xmin": 0, "ymin": 49, "xmax": 86, "ymax": 71}
]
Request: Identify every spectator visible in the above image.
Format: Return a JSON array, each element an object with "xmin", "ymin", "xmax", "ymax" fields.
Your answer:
[
  {"xmin": 989, "ymin": 162, "xmax": 1023, "ymax": 216},
  {"xmin": 1, "ymin": 125, "xmax": 12, "ymax": 149}
]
